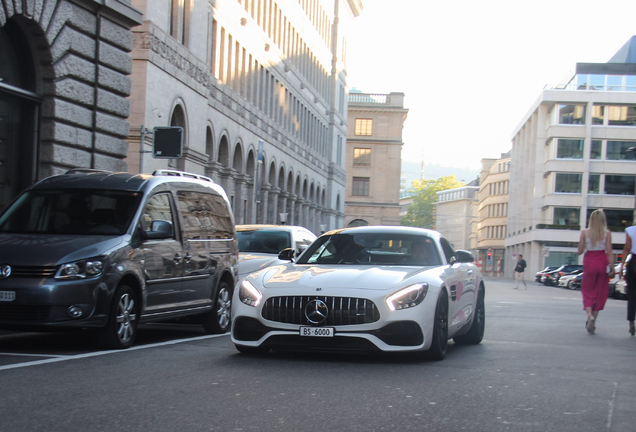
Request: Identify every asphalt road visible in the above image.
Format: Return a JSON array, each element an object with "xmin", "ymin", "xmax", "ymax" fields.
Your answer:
[{"xmin": 0, "ymin": 278, "xmax": 635, "ymax": 432}]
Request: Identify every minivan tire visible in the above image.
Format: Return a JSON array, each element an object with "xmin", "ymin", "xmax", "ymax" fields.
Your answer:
[
  {"xmin": 100, "ymin": 285, "xmax": 138, "ymax": 349},
  {"xmin": 202, "ymin": 281, "xmax": 232, "ymax": 334}
]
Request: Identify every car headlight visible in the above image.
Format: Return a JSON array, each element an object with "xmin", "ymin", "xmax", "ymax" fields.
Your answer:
[
  {"xmin": 56, "ymin": 259, "xmax": 105, "ymax": 280},
  {"xmin": 386, "ymin": 283, "xmax": 428, "ymax": 311},
  {"xmin": 239, "ymin": 280, "xmax": 263, "ymax": 307}
]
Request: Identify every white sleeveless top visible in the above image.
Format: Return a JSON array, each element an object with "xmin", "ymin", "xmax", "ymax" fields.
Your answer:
[
  {"xmin": 585, "ymin": 229, "xmax": 607, "ymax": 251},
  {"xmin": 626, "ymin": 225, "xmax": 636, "ymax": 254}
]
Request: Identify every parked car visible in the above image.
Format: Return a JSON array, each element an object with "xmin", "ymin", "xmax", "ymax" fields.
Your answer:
[
  {"xmin": 236, "ymin": 224, "xmax": 317, "ymax": 280},
  {"xmin": 609, "ymin": 263, "xmax": 626, "ymax": 299},
  {"xmin": 536, "ymin": 266, "xmax": 558, "ymax": 283},
  {"xmin": 571, "ymin": 273, "xmax": 583, "ymax": 290},
  {"xmin": 557, "ymin": 269, "xmax": 583, "ymax": 289},
  {"xmin": 613, "ymin": 279, "xmax": 628, "ymax": 300},
  {"xmin": 543, "ymin": 265, "xmax": 583, "ymax": 286},
  {"xmin": 231, "ymin": 226, "xmax": 485, "ymax": 361},
  {"xmin": 0, "ymin": 169, "xmax": 238, "ymax": 349}
]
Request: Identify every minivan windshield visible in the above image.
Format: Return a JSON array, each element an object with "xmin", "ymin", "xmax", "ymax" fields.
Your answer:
[{"xmin": 0, "ymin": 189, "xmax": 142, "ymax": 235}]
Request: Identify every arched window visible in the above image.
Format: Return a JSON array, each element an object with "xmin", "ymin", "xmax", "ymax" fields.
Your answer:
[
  {"xmin": 0, "ymin": 20, "xmax": 39, "ymax": 211},
  {"xmin": 171, "ymin": 104, "xmax": 187, "ymax": 170}
]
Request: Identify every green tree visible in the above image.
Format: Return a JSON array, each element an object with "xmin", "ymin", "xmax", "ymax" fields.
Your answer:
[{"xmin": 401, "ymin": 175, "xmax": 466, "ymax": 229}]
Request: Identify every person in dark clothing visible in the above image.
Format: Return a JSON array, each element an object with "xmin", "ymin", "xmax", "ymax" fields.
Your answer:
[
  {"xmin": 620, "ymin": 210, "xmax": 636, "ymax": 336},
  {"xmin": 514, "ymin": 255, "xmax": 527, "ymax": 289}
]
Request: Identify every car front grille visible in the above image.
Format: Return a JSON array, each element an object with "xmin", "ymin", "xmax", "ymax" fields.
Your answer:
[
  {"xmin": 0, "ymin": 304, "xmax": 52, "ymax": 321},
  {"xmin": 6, "ymin": 266, "xmax": 57, "ymax": 278},
  {"xmin": 262, "ymin": 296, "xmax": 380, "ymax": 325}
]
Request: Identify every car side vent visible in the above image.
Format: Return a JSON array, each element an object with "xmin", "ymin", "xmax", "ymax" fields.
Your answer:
[
  {"xmin": 262, "ymin": 296, "xmax": 381, "ymax": 325},
  {"xmin": 152, "ymin": 169, "xmax": 213, "ymax": 182}
]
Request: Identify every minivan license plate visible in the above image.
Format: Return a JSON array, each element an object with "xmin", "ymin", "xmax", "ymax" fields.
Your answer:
[
  {"xmin": 0, "ymin": 291, "xmax": 15, "ymax": 301},
  {"xmin": 300, "ymin": 327, "xmax": 333, "ymax": 337}
]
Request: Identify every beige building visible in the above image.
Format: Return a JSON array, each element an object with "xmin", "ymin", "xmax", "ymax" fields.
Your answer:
[
  {"xmin": 476, "ymin": 153, "xmax": 510, "ymax": 275},
  {"xmin": 344, "ymin": 92, "xmax": 408, "ymax": 226},
  {"xmin": 127, "ymin": 0, "xmax": 363, "ymax": 232},
  {"xmin": 434, "ymin": 182, "xmax": 479, "ymax": 251},
  {"xmin": 506, "ymin": 38, "xmax": 636, "ymax": 278}
]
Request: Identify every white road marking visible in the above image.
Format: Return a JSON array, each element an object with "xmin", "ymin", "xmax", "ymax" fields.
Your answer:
[{"xmin": 0, "ymin": 333, "xmax": 230, "ymax": 371}]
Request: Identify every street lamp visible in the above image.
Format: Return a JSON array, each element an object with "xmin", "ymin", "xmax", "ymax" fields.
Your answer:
[{"xmin": 279, "ymin": 213, "xmax": 288, "ymax": 225}]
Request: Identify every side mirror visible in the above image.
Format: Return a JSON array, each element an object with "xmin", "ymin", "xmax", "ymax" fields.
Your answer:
[
  {"xmin": 454, "ymin": 250, "xmax": 475, "ymax": 263},
  {"xmin": 141, "ymin": 220, "xmax": 173, "ymax": 240},
  {"xmin": 278, "ymin": 248, "xmax": 295, "ymax": 262}
]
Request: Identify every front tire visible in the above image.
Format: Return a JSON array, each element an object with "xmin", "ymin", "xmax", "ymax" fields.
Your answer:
[
  {"xmin": 202, "ymin": 281, "xmax": 232, "ymax": 334},
  {"xmin": 426, "ymin": 290, "xmax": 449, "ymax": 361},
  {"xmin": 454, "ymin": 287, "xmax": 485, "ymax": 345},
  {"xmin": 100, "ymin": 285, "xmax": 138, "ymax": 349}
]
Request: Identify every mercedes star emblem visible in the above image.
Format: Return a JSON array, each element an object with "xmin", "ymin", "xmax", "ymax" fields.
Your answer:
[
  {"xmin": 305, "ymin": 299, "xmax": 328, "ymax": 324},
  {"xmin": 0, "ymin": 265, "xmax": 11, "ymax": 279}
]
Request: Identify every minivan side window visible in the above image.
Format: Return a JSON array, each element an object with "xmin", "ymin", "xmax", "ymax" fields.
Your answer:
[
  {"xmin": 142, "ymin": 193, "xmax": 175, "ymax": 237},
  {"xmin": 177, "ymin": 191, "xmax": 233, "ymax": 239}
]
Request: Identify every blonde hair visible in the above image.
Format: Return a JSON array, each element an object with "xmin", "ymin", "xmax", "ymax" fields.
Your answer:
[{"xmin": 588, "ymin": 209, "xmax": 607, "ymax": 243}]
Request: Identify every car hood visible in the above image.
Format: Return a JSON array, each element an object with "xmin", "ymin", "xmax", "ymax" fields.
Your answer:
[
  {"xmin": 238, "ymin": 252, "xmax": 286, "ymax": 278},
  {"xmin": 0, "ymin": 233, "xmax": 126, "ymax": 266},
  {"xmin": 255, "ymin": 264, "xmax": 432, "ymax": 291}
]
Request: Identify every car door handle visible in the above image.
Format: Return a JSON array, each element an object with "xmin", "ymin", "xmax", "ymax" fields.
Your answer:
[
  {"xmin": 184, "ymin": 253, "xmax": 192, "ymax": 263},
  {"xmin": 173, "ymin": 255, "xmax": 182, "ymax": 264},
  {"xmin": 467, "ymin": 270, "xmax": 473, "ymax": 276}
]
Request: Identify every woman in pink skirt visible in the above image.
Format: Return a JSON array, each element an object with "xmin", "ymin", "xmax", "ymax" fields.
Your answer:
[{"xmin": 577, "ymin": 209, "xmax": 614, "ymax": 334}]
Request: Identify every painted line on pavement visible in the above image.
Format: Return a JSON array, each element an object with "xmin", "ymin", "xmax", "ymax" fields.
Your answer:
[{"xmin": 0, "ymin": 333, "xmax": 230, "ymax": 371}]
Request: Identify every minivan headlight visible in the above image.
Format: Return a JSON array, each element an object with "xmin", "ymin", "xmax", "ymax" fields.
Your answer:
[
  {"xmin": 56, "ymin": 259, "xmax": 105, "ymax": 280},
  {"xmin": 239, "ymin": 280, "xmax": 262, "ymax": 307},
  {"xmin": 386, "ymin": 283, "xmax": 428, "ymax": 311}
]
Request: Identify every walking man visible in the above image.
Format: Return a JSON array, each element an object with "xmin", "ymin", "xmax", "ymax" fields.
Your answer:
[{"xmin": 514, "ymin": 254, "xmax": 527, "ymax": 289}]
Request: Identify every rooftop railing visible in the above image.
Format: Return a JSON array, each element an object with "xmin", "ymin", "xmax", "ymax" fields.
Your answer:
[
  {"xmin": 545, "ymin": 83, "xmax": 636, "ymax": 92},
  {"xmin": 348, "ymin": 93, "xmax": 387, "ymax": 104}
]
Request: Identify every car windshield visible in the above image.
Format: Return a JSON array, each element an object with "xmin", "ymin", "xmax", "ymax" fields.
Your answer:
[
  {"xmin": 237, "ymin": 229, "xmax": 291, "ymax": 254},
  {"xmin": 0, "ymin": 189, "xmax": 142, "ymax": 235},
  {"xmin": 296, "ymin": 232, "xmax": 442, "ymax": 266}
]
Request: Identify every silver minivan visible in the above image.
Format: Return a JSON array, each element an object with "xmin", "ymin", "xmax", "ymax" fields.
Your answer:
[{"xmin": 0, "ymin": 169, "xmax": 238, "ymax": 348}]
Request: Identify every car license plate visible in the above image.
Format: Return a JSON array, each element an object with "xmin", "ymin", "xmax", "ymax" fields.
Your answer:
[
  {"xmin": 300, "ymin": 327, "xmax": 334, "ymax": 337},
  {"xmin": 0, "ymin": 291, "xmax": 15, "ymax": 301}
]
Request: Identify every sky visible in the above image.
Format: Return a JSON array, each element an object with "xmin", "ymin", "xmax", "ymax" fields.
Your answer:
[{"xmin": 345, "ymin": 0, "xmax": 636, "ymax": 170}]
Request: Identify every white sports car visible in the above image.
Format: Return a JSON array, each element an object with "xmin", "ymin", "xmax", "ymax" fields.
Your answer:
[{"xmin": 231, "ymin": 226, "xmax": 485, "ymax": 360}]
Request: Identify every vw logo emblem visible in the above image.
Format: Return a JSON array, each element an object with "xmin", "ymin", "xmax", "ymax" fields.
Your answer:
[
  {"xmin": 0, "ymin": 265, "xmax": 11, "ymax": 279},
  {"xmin": 305, "ymin": 299, "xmax": 328, "ymax": 324}
]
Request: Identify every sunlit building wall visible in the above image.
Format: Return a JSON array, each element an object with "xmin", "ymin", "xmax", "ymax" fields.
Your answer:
[
  {"xmin": 476, "ymin": 153, "xmax": 510, "ymax": 275},
  {"xmin": 344, "ymin": 92, "xmax": 408, "ymax": 227},
  {"xmin": 434, "ymin": 183, "xmax": 479, "ymax": 251},
  {"xmin": 127, "ymin": 0, "xmax": 363, "ymax": 232},
  {"xmin": 506, "ymin": 37, "xmax": 636, "ymax": 278}
]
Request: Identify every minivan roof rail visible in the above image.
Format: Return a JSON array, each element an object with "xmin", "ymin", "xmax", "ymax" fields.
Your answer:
[
  {"xmin": 65, "ymin": 168, "xmax": 113, "ymax": 175},
  {"xmin": 152, "ymin": 169, "xmax": 213, "ymax": 182}
]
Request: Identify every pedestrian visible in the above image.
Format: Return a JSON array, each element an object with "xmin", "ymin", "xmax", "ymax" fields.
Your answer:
[
  {"xmin": 577, "ymin": 209, "xmax": 614, "ymax": 334},
  {"xmin": 514, "ymin": 254, "xmax": 527, "ymax": 289},
  {"xmin": 619, "ymin": 209, "xmax": 636, "ymax": 336}
]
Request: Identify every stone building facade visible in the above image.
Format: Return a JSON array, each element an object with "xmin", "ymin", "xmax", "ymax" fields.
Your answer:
[
  {"xmin": 506, "ymin": 38, "xmax": 636, "ymax": 278},
  {"xmin": 344, "ymin": 91, "xmax": 408, "ymax": 227},
  {"xmin": 0, "ymin": 0, "xmax": 142, "ymax": 210},
  {"xmin": 127, "ymin": 0, "xmax": 363, "ymax": 233},
  {"xmin": 434, "ymin": 183, "xmax": 478, "ymax": 251},
  {"xmin": 476, "ymin": 152, "xmax": 510, "ymax": 275}
]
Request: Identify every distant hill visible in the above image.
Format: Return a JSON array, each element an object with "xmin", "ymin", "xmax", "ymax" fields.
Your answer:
[{"xmin": 401, "ymin": 160, "xmax": 479, "ymax": 190}]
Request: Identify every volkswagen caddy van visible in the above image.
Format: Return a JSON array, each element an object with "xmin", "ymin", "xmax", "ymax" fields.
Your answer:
[{"xmin": 0, "ymin": 169, "xmax": 238, "ymax": 349}]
